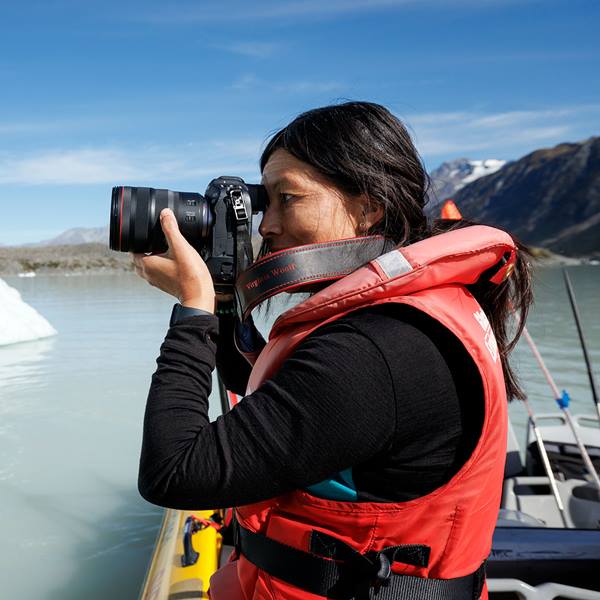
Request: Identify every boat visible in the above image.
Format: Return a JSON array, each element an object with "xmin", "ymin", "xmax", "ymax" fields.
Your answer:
[
  {"xmin": 488, "ymin": 412, "xmax": 600, "ymax": 598},
  {"xmin": 138, "ymin": 413, "xmax": 600, "ymax": 599},
  {"xmin": 139, "ymin": 385, "xmax": 239, "ymax": 600},
  {"xmin": 138, "ymin": 508, "xmax": 225, "ymax": 600}
]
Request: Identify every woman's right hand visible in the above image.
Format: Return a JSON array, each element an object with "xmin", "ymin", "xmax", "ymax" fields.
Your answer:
[{"xmin": 132, "ymin": 209, "xmax": 216, "ymax": 312}]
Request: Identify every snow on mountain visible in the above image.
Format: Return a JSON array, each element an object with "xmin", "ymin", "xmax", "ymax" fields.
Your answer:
[
  {"xmin": 427, "ymin": 158, "xmax": 507, "ymax": 212},
  {"xmin": 460, "ymin": 159, "xmax": 506, "ymax": 186},
  {"xmin": 0, "ymin": 278, "xmax": 57, "ymax": 346}
]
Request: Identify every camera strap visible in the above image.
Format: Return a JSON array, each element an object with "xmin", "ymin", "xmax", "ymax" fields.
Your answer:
[
  {"xmin": 234, "ymin": 236, "xmax": 394, "ymax": 321},
  {"xmin": 235, "ymin": 219, "xmax": 254, "ymax": 279}
]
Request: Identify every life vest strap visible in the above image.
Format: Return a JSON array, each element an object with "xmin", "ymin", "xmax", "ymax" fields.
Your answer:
[{"xmin": 237, "ymin": 523, "xmax": 486, "ymax": 599}]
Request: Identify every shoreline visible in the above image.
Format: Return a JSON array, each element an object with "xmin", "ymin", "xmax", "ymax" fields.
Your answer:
[
  {"xmin": 0, "ymin": 243, "xmax": 134, "ymax": 276},
  {"xmin": 0, "ymin": 242, "xmax": 595, "ymax": 277}
]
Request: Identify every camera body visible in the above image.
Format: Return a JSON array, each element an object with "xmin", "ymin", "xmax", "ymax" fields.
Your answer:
[
  {"xmin": 204, "ymin": 176, "xmax": 261, "ymax": 292},
  {"xmin": 110, "ymin": 177, "xmax": 267, "ymax": 292}
]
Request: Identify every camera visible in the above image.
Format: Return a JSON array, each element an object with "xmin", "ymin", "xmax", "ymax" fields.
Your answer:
[{"xmin": 109, "ymin": 177, "xmax": 267, "ymax": 293}]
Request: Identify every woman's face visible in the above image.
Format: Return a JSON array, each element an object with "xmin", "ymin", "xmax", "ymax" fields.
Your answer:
[{"xmin": 259, "ymin": 149, "xmax": 373, "ymax": 252}]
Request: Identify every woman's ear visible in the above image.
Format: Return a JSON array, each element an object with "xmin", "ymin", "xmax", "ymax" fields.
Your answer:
[
  {"xmin": 362, "ymin": 200, "xmax": 385, "ymax": 232},
  {"xmin": 353, "ymin": 195, "xmax": 384, "ymax": 235}
]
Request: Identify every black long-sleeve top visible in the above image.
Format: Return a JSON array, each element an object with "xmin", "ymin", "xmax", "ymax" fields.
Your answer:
[{"xmin": 138, "ymin": 303, "xmax": 484, "ymax": 509}]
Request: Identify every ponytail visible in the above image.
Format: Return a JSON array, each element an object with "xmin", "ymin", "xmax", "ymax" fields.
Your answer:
[{"xmin": 430, "ymin": 219, "xmax": 534, "ymax": 401}]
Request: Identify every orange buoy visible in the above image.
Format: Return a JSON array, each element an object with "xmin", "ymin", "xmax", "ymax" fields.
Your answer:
[{"xmin": 440, "ymin": 199, "xmax": 462, "ymax": 220}]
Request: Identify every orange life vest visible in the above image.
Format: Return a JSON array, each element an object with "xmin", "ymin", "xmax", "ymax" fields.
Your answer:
[{"xmin": 210, "ymin": 225, "xmax": 514, "ymax": 600}]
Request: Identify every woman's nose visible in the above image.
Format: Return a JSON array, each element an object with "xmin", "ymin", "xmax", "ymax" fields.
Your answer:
[{"xmin": 258, "ymin": 205, "xmax": 283, "ymax": 239}]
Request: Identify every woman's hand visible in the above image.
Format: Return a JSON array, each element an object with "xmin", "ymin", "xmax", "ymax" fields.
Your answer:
[{"xmin": 132, "ymin": 209, "xmax": 216, "ymax": 313}]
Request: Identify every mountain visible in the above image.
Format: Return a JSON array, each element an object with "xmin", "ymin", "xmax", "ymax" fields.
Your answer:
[
  {"xmin": 427, "ymin": 158, "xmax": 507, "ymax": 212},
  {"xmin": 33, "ymin": 226, "xmax": 109, "ymax": 246},
  {"xmin": 451, "ymin": 137, "xmax": 600, "ymax": 257}
]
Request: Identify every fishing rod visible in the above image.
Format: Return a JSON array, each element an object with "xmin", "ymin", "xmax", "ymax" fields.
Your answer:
[
  {"xmin": 562, "ymin": 268, "xmax": 600, "ymax": 423},
  {"xmin": 520, "ymin": 324, "xmax": 600, "ymax": 492},
  {"xmin": 522, "ymin": 397, "xmax": 569, "ymax": 527}
]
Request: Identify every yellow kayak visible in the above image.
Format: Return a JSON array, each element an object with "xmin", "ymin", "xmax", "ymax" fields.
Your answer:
[
  {"xmin": 139, "ymin": 387, "xmax": 239, "ymax": 599},
  {"xmin": 139, "ymin": 508, "xmax": 225, "ymax": 600}
]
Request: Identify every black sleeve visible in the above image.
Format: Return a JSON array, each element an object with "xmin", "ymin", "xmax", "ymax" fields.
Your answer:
[
  {"xmin": 215, "ymin": 313, "xmax": 251, "ymax": 396},
  {"xmin": 138, "ymin": 314, "xmax": 396, "ymax": 509}
]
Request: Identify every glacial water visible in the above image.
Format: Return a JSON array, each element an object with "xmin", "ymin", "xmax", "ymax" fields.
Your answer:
[{"xmin": 0, "ymin": 266, "xmax": 598, "ymax": 599}]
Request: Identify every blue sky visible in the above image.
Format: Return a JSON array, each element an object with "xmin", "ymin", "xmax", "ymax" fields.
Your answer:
[{"xmin": 1, "ymin": 0, "xmax": 599, "ymax": 244}]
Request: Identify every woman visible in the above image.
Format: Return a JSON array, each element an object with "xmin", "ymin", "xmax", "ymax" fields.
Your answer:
[{"xmin": 134, "ymin": 102, "xmax": 532, "ymax": 599}]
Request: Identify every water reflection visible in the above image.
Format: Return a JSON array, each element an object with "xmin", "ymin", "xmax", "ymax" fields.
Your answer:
[
  {"xmin": 3, "ymin": 479, "xmax": 162, "ymax": 600},
  {"xmin": 0, "ymin": 337, "xmax": 56, "ymax": 393}
]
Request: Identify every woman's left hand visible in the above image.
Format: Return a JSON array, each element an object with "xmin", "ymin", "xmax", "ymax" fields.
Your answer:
[{"xmin": 132, "ymin": 209, "xmax": 216, "ymax": 313}]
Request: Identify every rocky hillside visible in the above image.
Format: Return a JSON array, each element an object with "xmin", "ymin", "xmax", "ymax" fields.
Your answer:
[
  {"xmin": 0, "ymin": 243, "xmax": 133, "ymax": 275},
  {"xmin": 450, "ymin": 137, "xmax": 600, "ymax": 257}
]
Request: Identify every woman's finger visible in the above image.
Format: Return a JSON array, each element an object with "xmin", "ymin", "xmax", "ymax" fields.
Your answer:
[
  {"xmin": 160, "ymin": 209, "xmax": 189, "ymax": 257},
  {"xmin": 138, "ymin": 253, "xmax": 173, "ymax": 274},
  {"xmin": 131, "ymin": 211, "xmax": 214, "ymax": 306}
]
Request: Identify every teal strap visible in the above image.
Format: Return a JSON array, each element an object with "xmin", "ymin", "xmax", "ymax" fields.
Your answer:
[{"xmin": 306, "ymin": 468, "xmax": 357, "ymax": 501}]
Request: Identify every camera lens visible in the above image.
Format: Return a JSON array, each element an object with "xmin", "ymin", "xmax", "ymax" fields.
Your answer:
[{"xmin": 109, "ymin": 186, "xmax": 212, "ymax": 253}]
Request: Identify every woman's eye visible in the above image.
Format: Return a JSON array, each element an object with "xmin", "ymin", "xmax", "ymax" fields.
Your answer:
[{"xmin": 280, "ymin": 193, "xmax": 297, "ymax": 204}]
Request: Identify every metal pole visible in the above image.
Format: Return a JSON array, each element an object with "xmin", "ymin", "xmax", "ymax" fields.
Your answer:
[
  {"xmin": 563, "ymin": 268, "xmax": 600, "ymax": 422},
  {"xmin": 521, "ymin": 325, "xmax": 600, "ymax": 492},
  {"xmin": 522, "ymin": 398, "xmax": 569, "ymax": 527}
]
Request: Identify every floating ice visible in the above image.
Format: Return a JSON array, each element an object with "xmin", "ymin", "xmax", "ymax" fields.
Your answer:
[{"xmin": 0, "ymin": 278, "xmax": 57, "ymax": 346}]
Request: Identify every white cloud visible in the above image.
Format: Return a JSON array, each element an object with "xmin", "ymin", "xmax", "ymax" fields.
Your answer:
[
  {"xmin": 273, "ymin": 81, "xmax": 345, "ymax": 93},
  {"xmin": 3, "ymin": 103, "xmax": 597, "ymax": 186},
  {"xmin": 0, "ymin": 117, "xmax": 114, "ymax": 136},
  {"xmin": 231, "ymin": 73, "xmax": 345, "ymax": 94},
  {"xmin": 141, "ymin": 0, "xmax": 529, "ymax": 24},
  {"xmin": 469, "ymin": 107, "xmax": 581, "ymax": 128},
  {"xmin": 403, "ymin": 104, "xmax": 600, "ymax": 159},
  {"xmin": 0, "ymin": 140, "xmax": 263, "ymax": 186},
  {"xmin": 409, "ymin": 112, "xmax": 471, "ymax": 126},
  {"xmin": 143, "ymin": 0, "xmax": 416, "ymax": 23},
  {"xmin": 0, "ymin": 122, "xmax": 57, "ymax": 135},
  {"xmin": 236, "ymin": 0, "xmax": 414, "ymax": 19},
  {"xmin": 213, "ymin": 41, "xmax": 280, "ymax": 58},
  {"xmin": 0, "ymin": 149, "xmax": 136, "ymax": 185},
  {"xmin": 231, "ymin": 74, "xmax": 261, "ymax": 90}
]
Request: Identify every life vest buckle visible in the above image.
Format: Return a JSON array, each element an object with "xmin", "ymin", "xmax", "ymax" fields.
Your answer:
[{"xmin": 371, "ymin": 551, "xmax": 392, "ymax": 590}]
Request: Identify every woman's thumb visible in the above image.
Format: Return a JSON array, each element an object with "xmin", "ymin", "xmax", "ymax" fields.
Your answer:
[{"xmin": 160, "ymin": 209, "xmax": 184, "ymax": 251}]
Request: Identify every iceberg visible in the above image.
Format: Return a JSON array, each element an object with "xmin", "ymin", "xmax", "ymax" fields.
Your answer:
[{"xmin": 0, "ymin": 278, "xmax": 57, "ymax": 346}]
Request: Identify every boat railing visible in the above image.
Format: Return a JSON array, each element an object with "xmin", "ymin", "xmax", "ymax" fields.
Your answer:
[{"xmin": 488, "ymin": 578, "xmax": 600, "ymax": 599}]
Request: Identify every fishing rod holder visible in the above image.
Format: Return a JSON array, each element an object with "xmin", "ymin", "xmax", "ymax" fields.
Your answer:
[{"xmin": 557, "ymin": 390, "xmax": 570, "ymax": 410}]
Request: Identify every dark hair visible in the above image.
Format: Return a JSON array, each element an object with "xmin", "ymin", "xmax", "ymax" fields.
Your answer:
[
  {"xmin": 260, "ymin": 101, "xmax": 533, "ymax": 401},
  {"xmin": 261, "ymin": 102, "xmax": 429, "ymax": 246}
]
